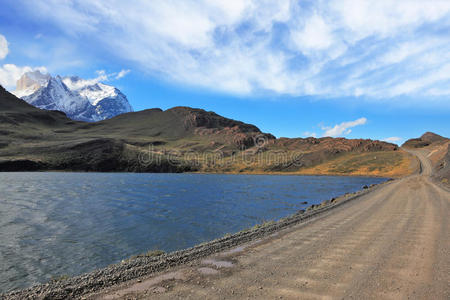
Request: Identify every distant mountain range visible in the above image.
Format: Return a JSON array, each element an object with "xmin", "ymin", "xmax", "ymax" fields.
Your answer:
[
  {"xmin": 0, "ymin": 84, "xmax": 417, "ymax": 177},
  {"xmin": 13, "ymin": 71, "xmax": 133, "ymax": 121}
]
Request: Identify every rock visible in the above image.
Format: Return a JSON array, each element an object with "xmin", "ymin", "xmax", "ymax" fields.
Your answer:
[{"xmin": 320, "ymin": 200, "xmax": 330, "ymax": 206}]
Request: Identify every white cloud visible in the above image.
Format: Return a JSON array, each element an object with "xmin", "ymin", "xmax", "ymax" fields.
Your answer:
[
  {"xmin": 116, "ymin": 69, "xmax": 130, "ymax": 79},
  {"xmin": 17, "ymin": 0, "xmax": 450, "ymax": 98},
  {"xmin": 291, "ymin": 14, "xmax": 334, "ymax": 51},
  {"xmin": 322, "ymin": 118, "xmax": 367, "ymax": 137},
  {"xmin": 62, "ymin": 69, "xmax": 132, "ymax": 90},
  {"xmin": 94, "ymin": 70, "xmax": 108, "ymax": 81},
  {"xmin": 0, "ymin": 64, "xmax": 47, "ymax": 89},
  {"xmin": 330, "ymin": 0, "xmax": 450, "ymax": 40},
  {"xmin": 383, "ymin": 137, "xmax": 402, "ymax": 143},
  {"xmin": 61, "ymin": 71, "xmax": 107, "ymax": 90},
  {"xmin": 0, "ymin": 34, "xmax": 9, "ymax": 60},
  {"xmin": 95, "ymin": 69, "xmax": 131, "ymax": 81}
]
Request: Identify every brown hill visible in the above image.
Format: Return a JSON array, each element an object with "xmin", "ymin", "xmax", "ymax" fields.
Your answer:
[
  {"xmin": 403, "ymin": 132, "xmax": 450, "ymax": 186},
  {"xmin": 0, "ymin": 85, "xmax": 413, "ymax": 176},
  {"xmin": 402, "ymin": 132, "xmax": 448, "ymax": 148}
]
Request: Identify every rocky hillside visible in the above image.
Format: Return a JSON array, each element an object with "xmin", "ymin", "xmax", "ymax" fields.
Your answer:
[
  {"xmin": 402, "ymin": 132, "xmax": 448, "ymax": 148},
  {"xmin": 12, "ymin": 71, "xmax": 133, "ymax": 122},
  {"xmin": 435, "ymin": 145, "xmax": 450, "ymax": 186},
  {"xmin": 403, "ymin": 132, "xmax": 450, "ymax": 186},
  {"xmin": 0, "ymin": 85, "xmax": 413, "ymax": 175}
]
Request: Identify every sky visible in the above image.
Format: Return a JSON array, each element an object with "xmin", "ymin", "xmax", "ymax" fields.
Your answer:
[{"xmin": 0, "ymin": 0, "xmax": 449, "ymax": 143}]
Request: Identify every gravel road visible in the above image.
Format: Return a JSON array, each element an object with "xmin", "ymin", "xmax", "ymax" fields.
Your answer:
[{"xmin": 94, "ymin": 149, "xmax": 449, "ymax": 299}]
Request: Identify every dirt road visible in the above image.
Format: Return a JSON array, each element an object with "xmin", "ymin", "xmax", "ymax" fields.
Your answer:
[{"xmin": 95, "ymin": 150, "xmax": 449, "ymax": 299}]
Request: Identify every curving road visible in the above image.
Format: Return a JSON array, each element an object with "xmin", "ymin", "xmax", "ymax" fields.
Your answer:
[{"xmin": 98, "ymin": 150, "xmax": 449, "ymax": 300}]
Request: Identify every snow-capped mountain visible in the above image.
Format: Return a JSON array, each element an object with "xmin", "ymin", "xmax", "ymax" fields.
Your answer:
[{"xmin": 13, "ymin": 71, "xmax": 133, "ymax": 122}]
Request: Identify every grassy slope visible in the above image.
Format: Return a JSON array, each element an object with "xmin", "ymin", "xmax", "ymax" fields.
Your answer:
[
  {"xmin": 294, "ymin": 150, "xmax": 416, "ymax": 177},
  {"xmin": 198, "ymin": 150, "xmax": 415, "ymax": 177}
]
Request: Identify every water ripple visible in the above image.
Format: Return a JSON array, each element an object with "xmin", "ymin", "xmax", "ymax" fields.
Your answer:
[{"xmin": 0, "ymin": 172, "xmax": 386, "ymax": 293}]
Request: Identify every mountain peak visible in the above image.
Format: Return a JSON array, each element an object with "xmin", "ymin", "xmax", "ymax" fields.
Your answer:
[
  {"xmin": 14, "ymin": 70, "xmax": 51, "ymax": 98},
  {"xmin": 420, "ymin": 132, "xmax": 446, "ymax": 143},
  {"xmin": 12, "ymin": 72, "xmax": 133, "ymax": 122},
  {"xmin": 402, "ymin": 132, "xmax": 448, "ymax": 148}
]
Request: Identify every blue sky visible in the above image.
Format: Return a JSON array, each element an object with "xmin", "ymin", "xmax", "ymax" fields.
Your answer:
[{"xmin": 0, "ymin": 0, "xmax": 449, "ymax": 143}]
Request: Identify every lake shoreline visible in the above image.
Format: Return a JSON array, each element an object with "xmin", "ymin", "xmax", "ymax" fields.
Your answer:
[
  {"xmin": 0, "ymin": 169, "xmax": 393, "ymax": 178},
  {"xmin": 2, "ymin": 178, "xmax": 393, "ymax": 299},
  {"xmin": 191, "ymin": 171, "xmax": 393, "ymax": 178}
]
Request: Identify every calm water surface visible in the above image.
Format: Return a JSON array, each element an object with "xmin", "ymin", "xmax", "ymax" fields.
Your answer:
[{"xmin": 0, "ymin": 172, "xmax": 386, "ymax": 292}]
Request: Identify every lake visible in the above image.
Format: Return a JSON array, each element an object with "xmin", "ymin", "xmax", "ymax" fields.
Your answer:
[{"xmin": 0, "ymin": 172, "xmax": 386, "ymax": 293}]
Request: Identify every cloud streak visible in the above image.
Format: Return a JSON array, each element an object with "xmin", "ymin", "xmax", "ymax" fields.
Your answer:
[
  {"xmin": 62, "ymin": 69, "xmax": 132, "ymax": 90},
  {"xmin": 383, "ymin": 137, "xmax": 403, "ymax": 144},
  {"xmin": 116, "ymin": 69, "xmax": 130, "ymax": 79},
  {"xmin": 322, "ymin": 118, "xmax": 368, "ymax": 137},
  {"xmin": 12, "ymin": 0, "xmax": 450, "ymax": 99},
  {"xmin": 0, "ymin": 34, "xmax": 8, "ymax": 60}
]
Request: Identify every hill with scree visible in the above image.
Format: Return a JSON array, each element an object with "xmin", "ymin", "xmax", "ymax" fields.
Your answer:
[
  {"xmin": 403, "ymin": 132, "xmax": 450, "ymax": 186},
  {"xmin": 0, "ymin": 85, "xmax": 414, "ymax": 175}
]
